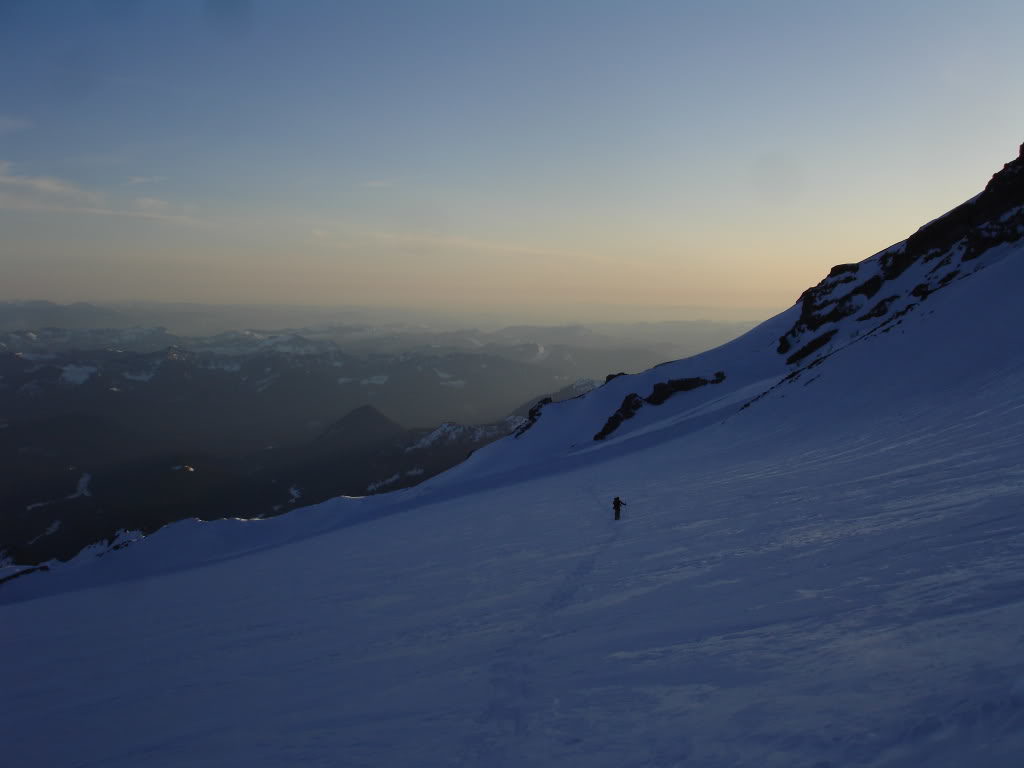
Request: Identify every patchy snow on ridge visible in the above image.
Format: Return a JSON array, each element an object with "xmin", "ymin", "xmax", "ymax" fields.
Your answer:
[
  {"xmin": 60, "ymin": 364, "xmax": 97, "ymax": 385},
  {"xmin": 72, "ymin": 472, "xmax": 92, "ymax": 498},
  {"xmin": 200, "ymin": 359, "xmax": 242, "ymax": 373},
  {"xmin": 15, "ymin": 351, "xmax": 54, "ymax": 362},
  {"xmin": 366, "ymin": 473, "xmax": 400, "ymax": 492},
  {"xmin": 406, "ymin": 422, "xmax": 464, "ymax": 451},
  {"xmin": 25, "ymin": 520, "xmax": 62, "ymax": 547},
  {"xmin": 569, "ymin": 377, "xmax": 599, "ymax": 395},
  {"xmin": 122, "ymin": 366, "xmax": 158, "ymax": 382},
  {"xmin": 24, "ymin": 472, "xmax": 92, "ymax": 511},
  {"xmin": 405, "ymin": 421, "xmax": 513, "ymax": 452}
]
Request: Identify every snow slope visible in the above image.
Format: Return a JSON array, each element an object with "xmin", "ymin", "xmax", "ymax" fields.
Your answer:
[{"xmin": 3, "ymin": 154, "xmax": 1024, "ymax": 766}]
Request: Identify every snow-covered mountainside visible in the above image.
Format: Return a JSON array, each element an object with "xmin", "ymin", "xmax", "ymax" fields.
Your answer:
[{"xmin": 3, "ymin": 145, "xmax": 1024, "ymax": 767}]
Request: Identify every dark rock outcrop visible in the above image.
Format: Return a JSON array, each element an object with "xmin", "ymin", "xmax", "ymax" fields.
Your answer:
[
  {"xmin": 594, "ymin": 371, "xmax": 726, "ymax": 441},
  {"xmin": 786, "ymin": 329, "xmax": 838, "ymax": 366},
  {"xmin": 593, "ymin": 393, "xmax": 645, "ymax": 441},
  {"xmin": 514, "ymin": 397, "xmax": 552, "ymax": 438},
  {"xmin": 827, "ymin": 263, "xmax": 860, "ymax": 278}
]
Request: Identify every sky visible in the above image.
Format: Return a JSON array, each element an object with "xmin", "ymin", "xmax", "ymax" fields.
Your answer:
[{"xmin": 1, "ymin": 0, "xmax": 1022, "ymax": 321}]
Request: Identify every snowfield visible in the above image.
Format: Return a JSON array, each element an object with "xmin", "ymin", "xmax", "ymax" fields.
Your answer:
[{"xmin": 3, "ymin": 237, "xmax": 1024, "ymax": 762}]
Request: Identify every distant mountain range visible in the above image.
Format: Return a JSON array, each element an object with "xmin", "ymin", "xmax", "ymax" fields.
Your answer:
[
  {"xmin": 0, "ymin": 300, "xmax": 765, "ymax": 337},
  {"xmin": 4, "ymin": 318, "xmax": 745, "ymax": 565},
  {"xmin": 0, "ymin": 300, "xmax": 129, "ymax": 331}
]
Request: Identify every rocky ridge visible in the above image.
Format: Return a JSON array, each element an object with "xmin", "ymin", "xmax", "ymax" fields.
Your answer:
[{"xmin": 777, "ymin": 143, "xmax": 1024, "ymax": 365}]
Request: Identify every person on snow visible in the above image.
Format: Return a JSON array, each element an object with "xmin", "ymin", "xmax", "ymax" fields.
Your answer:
[{"xmin": 613, "ymin": 496, "xmax": 626, "ymax": 520}]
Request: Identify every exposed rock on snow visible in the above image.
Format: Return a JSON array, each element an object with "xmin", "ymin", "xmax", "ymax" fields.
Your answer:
[
  {"xmin": 514, "ymin": 397, "xmax": 552, "ymax": 438},
  {"xmin": 594, "ymin": 371, "xmax": 726, "ymax": 440}
]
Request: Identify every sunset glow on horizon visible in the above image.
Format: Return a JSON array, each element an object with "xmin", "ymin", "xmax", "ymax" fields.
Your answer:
[{"xmin": 2, "ymin": 0, "xmax": 1023, "ymax": 319}]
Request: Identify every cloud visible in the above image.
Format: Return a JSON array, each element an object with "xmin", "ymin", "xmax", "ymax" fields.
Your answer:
[
  {"xmin": 0, "ymin": 160, "xmax": 197, "ymax": 224},
  {"xmin": 0, "ymin": 160, "xmax": 101, "ymax": 206},
  {"xmin": 134, "ymin": 196, "xmax": 170, "ymax": 213},
  {"xmin": 306, "ymin": 220, "xmax": 573, "ymax": 259},
  {"xmin": 0, "ymin": 116, "xmax": 31, "ymax": 137},
  {"xmin": 72, "ymin": 147, "xmax": 138, "ymax": 166},
  {"xmin": 125, "ymin": 175, "xmax": 167, "ymax": 186},
  {"xmin": 370, "ymin": 230, "xmax": 573, "ymax": 258}
]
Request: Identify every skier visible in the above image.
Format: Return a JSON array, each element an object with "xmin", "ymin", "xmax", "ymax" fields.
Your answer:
[{"xmin": 613, "ymin": 496, "xmax": 626, "ymax": 521}]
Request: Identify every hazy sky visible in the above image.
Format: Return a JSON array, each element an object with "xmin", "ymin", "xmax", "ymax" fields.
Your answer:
[{"xmin": 1, "ymin": 0, "xmax": 1022, "ymax": 318}]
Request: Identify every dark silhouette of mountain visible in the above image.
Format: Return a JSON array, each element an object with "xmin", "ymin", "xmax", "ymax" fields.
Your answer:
[{"xmin": 314, "ymin": 404, "xmax": 408, "ymax": 450}]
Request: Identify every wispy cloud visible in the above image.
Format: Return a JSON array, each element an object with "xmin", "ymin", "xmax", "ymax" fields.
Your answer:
[
  {"xmin": 134, "ymin": 196, "xmax": 171, "ymax": 213},
  {"xmin": 0, "ymin": 160, "xmax": 101, "ymax": 206},
  {"xmin": 72, "ymin": 147, "xmax": 139, "ymax": 166},
  {"xmin": 0, "ymin": 116, "xmax": 32, "ymax": 137},
  {"xmin": 370, "ymin": 230, "xmax": 573, "ymax": 258},
  {"xmin": 125, "ymin": 175, "xmax": 167, "ymax": 185},
  {"xmin": 306, "ymin": 221, "xmax": 573, "ymax": 259},
  {"xmin": 0, "ymin": 160, "xmax": 197, "ymax": 224}
]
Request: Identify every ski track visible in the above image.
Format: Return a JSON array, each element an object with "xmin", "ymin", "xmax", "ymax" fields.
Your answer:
[{"xmin": 460, "ymin": 525, "xmax": 619, "ymax": 766}]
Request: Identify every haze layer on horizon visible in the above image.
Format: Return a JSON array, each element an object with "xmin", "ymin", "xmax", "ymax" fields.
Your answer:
[{"xmin": 1, "ymin": 0, "xmax": 1022, "ymax": 315}]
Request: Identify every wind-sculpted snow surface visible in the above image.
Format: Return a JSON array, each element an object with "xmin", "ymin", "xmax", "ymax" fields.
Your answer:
[{"xmin": 4, "ymin": 151, "xmax": 1024, "ymax": 766}]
